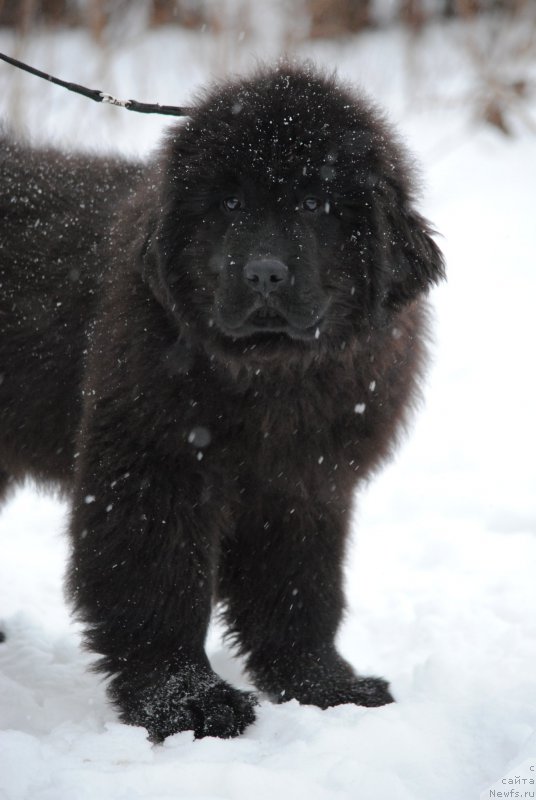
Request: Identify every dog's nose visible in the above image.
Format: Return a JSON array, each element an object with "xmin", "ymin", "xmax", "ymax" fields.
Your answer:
[{"xmin": 243, "ymin": 259, "xmax": 288, "ymax": 296}]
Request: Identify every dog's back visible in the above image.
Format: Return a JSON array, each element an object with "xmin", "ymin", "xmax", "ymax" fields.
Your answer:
[{"xmin": 0, "ymin": 133, "xmax": 140, "ymax": 495}]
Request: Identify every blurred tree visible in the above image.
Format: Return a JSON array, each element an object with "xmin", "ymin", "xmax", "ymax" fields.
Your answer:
[
  {"xmin": 306, "ymin": 0, "xmax": 370, "ymax": 37},
  {"xmin": 0, "ymin": 0, "xmax": 532, "ymax": 34},
  {"xmin": 0, "ymin": 0, "xmax": 74, "ymax": 31},
  {"xmin": 151, "ymin": 0, "xmax": 210, "ymax": 28},
  {"xmin": 380, "ymin": 0, "xmax": 531, "ymax": 29},
  {"xmin": 87, "ymin": 0, "xmax": 106, "ymax": 41},
  {"xmin": 400, "ymin": 0, "xmax": 427, "ymax": 30}
]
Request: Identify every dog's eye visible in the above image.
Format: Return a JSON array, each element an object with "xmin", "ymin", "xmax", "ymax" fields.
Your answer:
[
  {"xmin": 302, "ymin": 197, "xmax": 321, "ymax": 212},
  {"xmin": 223, "ymin": 197, "xmax": 242, "ymax": 211}
]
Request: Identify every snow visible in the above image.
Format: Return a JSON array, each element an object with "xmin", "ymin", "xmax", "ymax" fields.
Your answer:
[{"xmin": 1, "ymin": 17, "xmax": 536, "ymax": 800}]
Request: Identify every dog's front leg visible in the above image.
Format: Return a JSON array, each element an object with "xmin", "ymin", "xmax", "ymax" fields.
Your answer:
[
  {"xmin": 219, "ymin": 493, "xmax": 393, "ymax": 710},
  {"xmin": 67, "ymin": 404, "xmax": 256, "ymax": 741}
]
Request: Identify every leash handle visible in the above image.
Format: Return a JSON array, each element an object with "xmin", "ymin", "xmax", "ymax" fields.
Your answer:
[{"xmin": 0, "ymin": 51, "xmax": 192, "ymax": 117}]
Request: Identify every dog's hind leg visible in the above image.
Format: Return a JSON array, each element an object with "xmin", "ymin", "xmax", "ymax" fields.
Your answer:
[{"xmin": 0, "ymin": 469, "xmax": 14, "ymax": 508}]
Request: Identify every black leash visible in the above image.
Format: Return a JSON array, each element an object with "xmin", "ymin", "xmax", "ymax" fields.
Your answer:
[{"xmin": 0, "ymin": 51, "xmax": 192, "ymax": 117}]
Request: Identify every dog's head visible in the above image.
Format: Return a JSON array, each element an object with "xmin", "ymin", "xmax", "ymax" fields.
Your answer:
[{"xmin": 143, "ymin": 64, "xmax": 445, "ymax": 363}]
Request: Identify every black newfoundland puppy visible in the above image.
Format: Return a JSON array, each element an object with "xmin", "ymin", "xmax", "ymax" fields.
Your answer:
[{"xmin": 0, "ymin": 64, "xmax": 444, "ymax": 740}]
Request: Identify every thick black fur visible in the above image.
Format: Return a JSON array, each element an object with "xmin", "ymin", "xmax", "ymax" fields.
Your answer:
[{"xmin": 0, "ymin": 64, "xmax": 445, "ymax": 740}]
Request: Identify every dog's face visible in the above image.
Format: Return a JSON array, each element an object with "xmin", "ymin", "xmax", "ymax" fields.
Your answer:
[
  {"xmin": 196, "ymin": 183, "xmax": 339, "ymax": 343},
  {"xmin": 148, "ymin": 67, "xmax": 444, "ymax": 362}
]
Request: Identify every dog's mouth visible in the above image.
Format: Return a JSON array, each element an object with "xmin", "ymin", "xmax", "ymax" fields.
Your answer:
[
  {"xmin": 212, "ymin": 293, "xmax": 331, "ymax": 343},
  {"xmin": 223, "ymin": 303, "xmax": 324, "ymax": 341},
  {"xmin": 247, "ymin": 306, "xmax": 288, "ymax": 328}
]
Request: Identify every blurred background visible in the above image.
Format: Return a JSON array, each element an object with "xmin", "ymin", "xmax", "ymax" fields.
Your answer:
[{"xmin": 0, "ymin": 0, "xmax": 535, "ymax": 151}]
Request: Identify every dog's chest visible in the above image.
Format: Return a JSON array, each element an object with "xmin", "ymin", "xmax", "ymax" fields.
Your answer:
[
  {"xmin": 230, "ymin": 373, "xmax": 371, "ymax": 476},
  {"xmin": 175, "ymin": 360, "xmax": 378, "ymax": 492}
]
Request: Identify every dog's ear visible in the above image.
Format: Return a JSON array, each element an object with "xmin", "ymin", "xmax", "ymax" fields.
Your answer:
[{"xmin": 372, "ymin": 182, "xmax": 446, "ymax": 311}]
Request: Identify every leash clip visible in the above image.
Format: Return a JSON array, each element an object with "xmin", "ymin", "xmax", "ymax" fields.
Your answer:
[{"xmin": 99, "ymin": 92, "xmax": 129, "ymax": 108}]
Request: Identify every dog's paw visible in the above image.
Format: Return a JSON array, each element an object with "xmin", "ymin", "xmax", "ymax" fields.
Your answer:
[
  {"xmin": 252, "ymin": 650, "xmax": 394, "ymax": 710},
  {"xmin": 281, "ymin": 674, "xmax": 394, "ymax": 709},
  {"xmin": 114, "ymin": 666, "xmax": 257, "ymax": 741}
]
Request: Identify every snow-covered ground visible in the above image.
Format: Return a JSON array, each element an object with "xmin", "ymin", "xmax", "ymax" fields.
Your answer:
[{"xmin": 1, "ymin": 16, "xmax": 535, "ymax": 800}]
